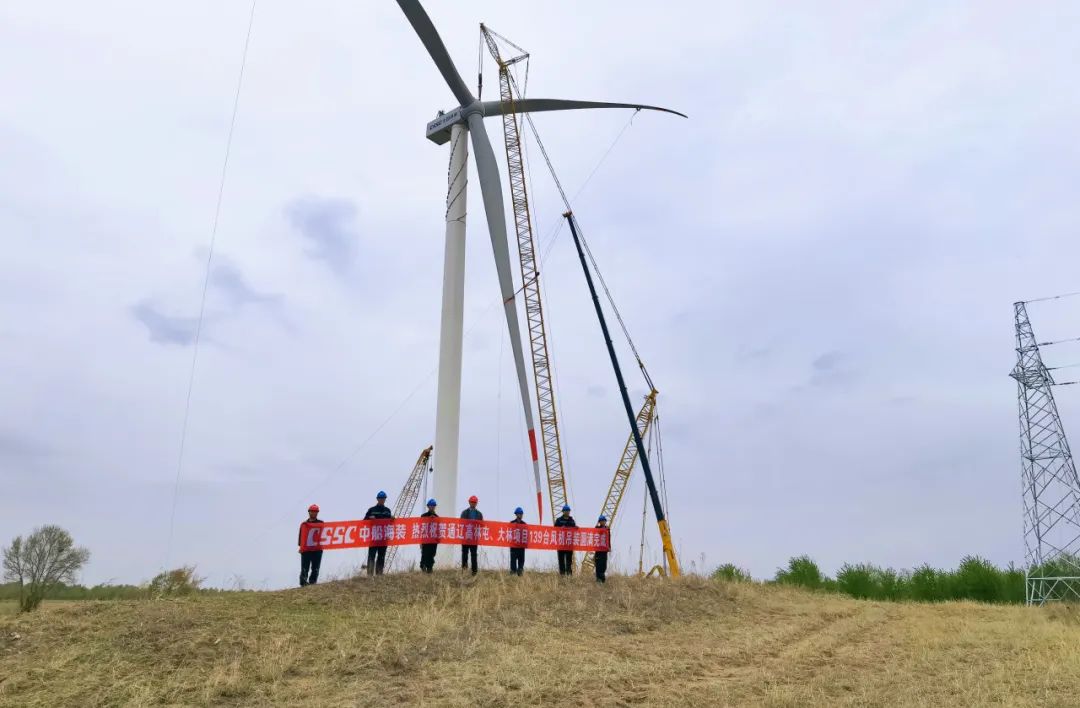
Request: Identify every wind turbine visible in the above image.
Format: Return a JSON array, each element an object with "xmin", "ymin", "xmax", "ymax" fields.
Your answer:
[{"xmin": 395, "ymin": 0, "xmax": 684, "ymax": 538}]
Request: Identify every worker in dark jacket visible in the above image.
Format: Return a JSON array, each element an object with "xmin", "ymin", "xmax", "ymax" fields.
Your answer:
[
  {"xmin": 419, "ymin": 498, "xmax": 438, "ymax": 573},
  {"xmin": 460, "ymin": 495, "xmax": 482, "ymax": 575},
  {"xmin": 509, "ymin": 507, "xmax": 526, "ymax": 576},
  {"xmin": 594, "ymin": 515, "xmax": 609, "ymax": 583},
  {"xmin": 363, "ymin": 491, "xmax": 394, "ymax": 576},
  {"xmin": 554, "ymin": 504, "xmax": 576, "ymax": 576},
  {"xmin": 298, "ymin": 504, "xmax": 323, "ymax": 587}
]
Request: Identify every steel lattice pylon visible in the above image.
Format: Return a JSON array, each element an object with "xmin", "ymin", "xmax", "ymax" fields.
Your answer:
[{"xmin": 1010, "ymin": 301, "xmax": 1080, "ymax": 604}]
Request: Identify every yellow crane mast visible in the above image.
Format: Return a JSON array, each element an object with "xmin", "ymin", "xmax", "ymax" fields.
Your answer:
[
  {"xmin": 580, "ymin": 390, "xmax": 658, "ymax": 572},
  {"xmin": 480, "ymin": 25, "xmax": 571, "ymax": 521},
  {"xmin": 384, "ymin": 445, "xmax": 433, "ymax": 571}
]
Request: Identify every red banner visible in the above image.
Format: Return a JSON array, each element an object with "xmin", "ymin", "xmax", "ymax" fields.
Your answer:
[{"xmin": 299, "ymin": 518, "xmax": 609, "ymax": 553}]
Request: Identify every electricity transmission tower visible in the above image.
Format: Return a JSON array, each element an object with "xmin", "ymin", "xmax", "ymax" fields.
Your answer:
[{"xmin": 1010, "ymin": 301, "xmax": 1080, "ymax": 604}]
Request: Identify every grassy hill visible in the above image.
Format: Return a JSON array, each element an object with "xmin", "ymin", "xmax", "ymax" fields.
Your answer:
[{"xmin": 1, "ymin": 572, "xmax": 1078, "ymax": 707}]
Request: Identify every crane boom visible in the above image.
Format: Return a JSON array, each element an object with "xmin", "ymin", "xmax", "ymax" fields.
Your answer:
[
  {"xmin": 481, "ymin": 25, "xmax": 571, "ymax": 522},
  {"xmin": 564, "ymin": 211, "xmax": 680, "ymax": 577},
  {"xmin": 384, "ymin": 445, "xmax": 433, "ymax": 571},
  {"xmin": 580, "ymin": 390, "xmax": 658, "ymax": 572}
]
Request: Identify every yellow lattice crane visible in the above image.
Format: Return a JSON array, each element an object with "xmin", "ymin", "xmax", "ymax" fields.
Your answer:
[
  {"xmin": 480, "ymin": 25, "xmax": 571, "ymax": 523},
  {"xmin": 384, "ymin": 445, "xmax": 432, "ymax": 571},
  {"xmin": 580, "ymin": 390, "xmax": 658, "ymax": 572}
]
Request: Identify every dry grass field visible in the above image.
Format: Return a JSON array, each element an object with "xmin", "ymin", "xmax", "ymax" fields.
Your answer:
[{"xmin": 1, "ymin": 572, "xmax": 1079, "ymax": 707}]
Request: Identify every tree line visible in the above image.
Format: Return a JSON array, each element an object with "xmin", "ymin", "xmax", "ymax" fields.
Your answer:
[
  {"xmin": 2, "ymin": 525, "xmax": 210, "ymax": 612},
  {"xmin": 710, "ymin": 555, "xmax": 1068, "ymax": 604}
]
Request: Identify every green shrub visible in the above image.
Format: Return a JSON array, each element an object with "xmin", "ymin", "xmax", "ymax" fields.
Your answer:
[
  {"xmin": 147, "ymin": 566, "xmax": 204, "ymax": 597},
  {"xmin": 775, "ymin": 556, "xmax": 826, "ymax": 590},
  {"xmin": 836, "ymin": 563, "xmax": 877, "ymax": 599},
  {"xmin": 908, "ymin": 564, "xmax": 946, "ymax": 602},
  {"xmin": 950, "ymin": 556, "xmax": 1002, "ymax": 603},
  {"xmin": 711, "ymin": 563, "xmax": 752, "ymax": 583}
]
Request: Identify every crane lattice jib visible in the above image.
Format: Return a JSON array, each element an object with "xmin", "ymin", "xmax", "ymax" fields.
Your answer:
[
  {"xmin": 581, "ymin": 390, "xmax": 658, "ymax": 572},
  {"xmin": 385, "ymin": 445, "xmax": 433, "ymax": 571},
  {"xmin": 481, "ymin": 26, "xmax": 571, "ymax": 521}
]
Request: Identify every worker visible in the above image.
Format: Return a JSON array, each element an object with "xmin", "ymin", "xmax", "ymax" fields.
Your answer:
[
  {"xmin": 363, "ymin": 491, "xmax": 394, "ymax": 576},
  {"xmin": 419, "ymin": 498, "xmax": 438, "ymax": 573},
  {"xmin": 509, "ymin": 506, "xmax": 526, "ymax": 576},
  {"xmin": 460, "ymin": 495, "xmax": 483, "ymax": 575},
  {"xmin": 594, "ymin": 515, "xmax": 609, "ymax": 583},
  {"xmin": 298, "ymin": 504, "xmax": 323, "ymax": 587},
  {"xmin": 554, "ymin": 504, "xmax": 577, "ymax": 576}
]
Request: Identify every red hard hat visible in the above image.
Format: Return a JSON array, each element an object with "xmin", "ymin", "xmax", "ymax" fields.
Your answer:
[
  {"xmin": 468, "ymin": 495, "xmax": 478, "ymax": 504},
  {"xmin": 308, "ymin": 504, "xmax": 319, "ymax": 512}
]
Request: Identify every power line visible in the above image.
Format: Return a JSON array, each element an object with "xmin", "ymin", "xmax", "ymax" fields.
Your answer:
[
  {"xmin": 1021, "ymin": 290, "xmax": 1080, "ymax": 305},
  {"xmin": 1039, "ymin": 336, "xmax": 1080, "ymax": 347},
  {"xmin": 165, "ymin": 0, "xmax": 257, "ymax": 570}
]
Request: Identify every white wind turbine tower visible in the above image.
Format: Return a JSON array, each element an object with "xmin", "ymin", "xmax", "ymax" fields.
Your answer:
[{"xmin": 395, "ymin": 0, "xmax": 683, "ymax": 550}]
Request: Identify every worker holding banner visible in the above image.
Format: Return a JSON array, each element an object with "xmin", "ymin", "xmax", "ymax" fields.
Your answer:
[
  {"xmin": 419, "ymin": 499, "xmax": 438, "ymax": 573},
  {"xmin": 594, "ymin": 515, "xmax": 609, "ymax": 583},
  {"xmin": 554, "ymin": 504, "xmax": 577, "ymax": 576},
  {"xmin": 298, "ymin": 504, "xmax": 323, "ymax": 587},
  {"xmin": 363, "ymin": 491, "xmax": 394, "ymax": 576},
  {"xmin": 509, "ymin": 507, "xmax": 526, "ymax": 576},
  {"xmin": 460, "ymin": 495, "xmax": 483, "ymax": 575},
  {"xmin": 299, "ymin": 515, "xmax": 610, "ymax": 565}
]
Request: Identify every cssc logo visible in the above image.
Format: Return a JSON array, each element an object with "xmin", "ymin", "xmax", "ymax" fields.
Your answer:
[{"xmin": 305, "ymin": 525, "xmax": 357, "ymax": 548}]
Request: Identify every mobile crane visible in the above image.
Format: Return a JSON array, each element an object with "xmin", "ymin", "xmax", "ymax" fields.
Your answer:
[
  {"xmin": 480, "ymin": 25, "xmax": 572, "ymax": 523},
  {"xmin": 384, "ymin": 445, "xmax": 433, "ymax": 571}
]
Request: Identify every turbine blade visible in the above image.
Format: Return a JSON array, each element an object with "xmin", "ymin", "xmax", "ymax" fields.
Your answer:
[
  {"xmin": 480, "ymin": 98, "xmax": 687, "ymax": 119},
  {"xmin": 466, "ymin": 112, "xmax": 545, "ymax": 521},
  {"xmin": 396, "ymin": 0, "xmax": 474, "ymax": 107}
]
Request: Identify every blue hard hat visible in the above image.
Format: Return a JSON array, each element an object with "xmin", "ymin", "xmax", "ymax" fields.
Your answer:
[
  {"xmin": 514, "ymin": 507, "xmax": 524, "ymax": 514},
  {"xmin": 562, "ymin": 504, "xmax": 571, "ymax": 512},
  {"xmin": 427, "ymin": 499, "xmax": 437, "ymax": 507},
  {"xmin": 598, "ymin": 515, "xmax": 607, "ymax": 522},
  {"xmin": 376, "ymin": 491, "xmax": 387, "ymax": 499}
]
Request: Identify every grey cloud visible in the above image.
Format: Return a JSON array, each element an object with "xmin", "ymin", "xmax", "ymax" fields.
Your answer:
[
  {"xmin": 285, "ymin": 197, "xmax": 359, "ymax": 277},
  {"xmin": 586, "ymin": 385, "xmax": 606, "ymax": 398},
  {"xmin": 812, "ymin": 351, "xmax": 843, "ymax": 372},
  {"xmin": 0, "ymin": 430, "xmax": 53, "ymax": 461},
  {"xmin": 132, "ymin": 258, "xmax": 284, "ymax": 347},
  {"xmin": 209, "ymin": 261, "xmax": 281, "ymax": 309},
  {"xmin": 808, "ymin": 350, "xmax": 857, "ymax": 389},
  {"xmin": 131, "ymin": 300, "xmax": 198, "ymax": 346}
]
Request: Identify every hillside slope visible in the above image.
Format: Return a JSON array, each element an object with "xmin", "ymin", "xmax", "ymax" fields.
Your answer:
[{"xmin": 1, "ymin": 573, "xmax": 1078, "ymax": 707}]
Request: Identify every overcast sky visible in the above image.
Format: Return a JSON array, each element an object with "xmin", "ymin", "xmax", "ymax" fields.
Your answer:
[{"xmin": 3, "ymin": 1, "xmax": 1080, "ymax": 589}]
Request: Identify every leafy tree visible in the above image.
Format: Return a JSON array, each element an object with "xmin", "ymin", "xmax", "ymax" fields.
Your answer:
[{"xmin": 2, "ymin": 525, "xmax": 91, "ymax": 612}]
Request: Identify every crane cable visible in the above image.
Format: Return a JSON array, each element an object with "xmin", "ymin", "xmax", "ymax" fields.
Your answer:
[
  {"xmin": 536, "ymin": 108, "xmax": 639, "ymax": 266},
  {"xmin": 504, "ymin": 69, "xmax": 655, "ymax": 391},
  {"xmin": 165, "ymin": 0, "xmax": 257, "ymax": 571}
]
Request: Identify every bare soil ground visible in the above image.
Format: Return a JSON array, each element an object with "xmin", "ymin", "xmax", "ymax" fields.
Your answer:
[{"xmin": 1, "ymin": 573, "xmax": 1078, "ymax": 707}]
